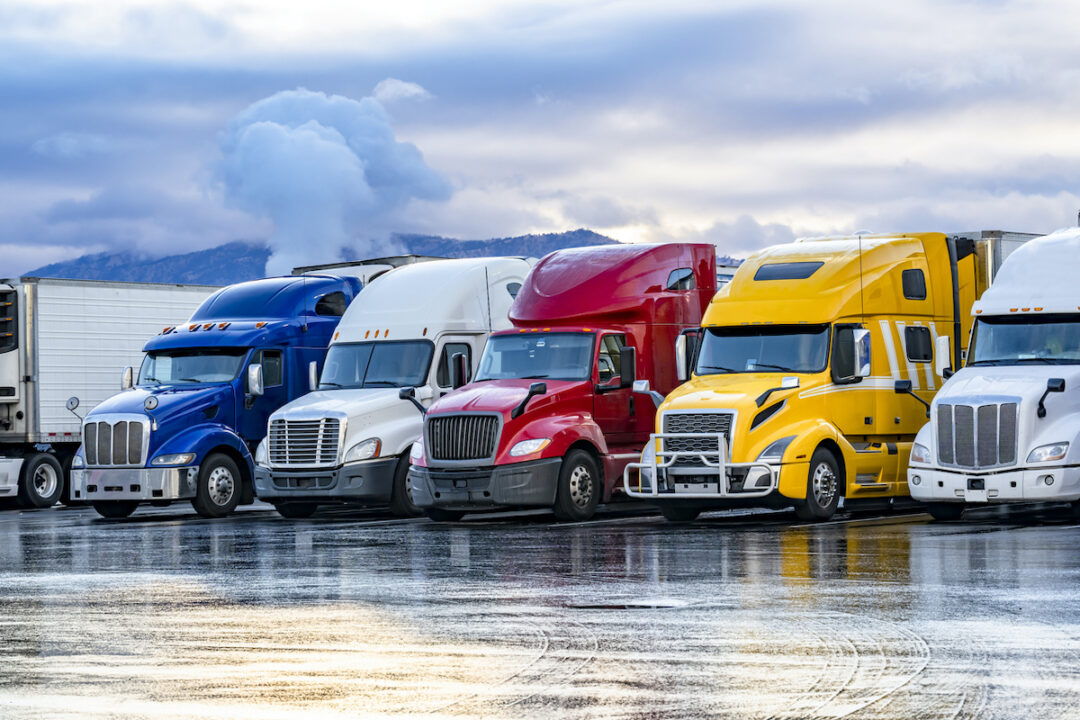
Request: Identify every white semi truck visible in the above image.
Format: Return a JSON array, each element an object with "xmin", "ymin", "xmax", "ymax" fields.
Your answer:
[
  {"xmin": 907, "ymin": 227, "xmax": 1080, "ymax": 519},
  {"xmin": 0, "ymin": 277, "xmax": 217, "ymax": 507},
  {"xmin": 253, "ymin": 256, "xmax": 536, "ymax": 518}
]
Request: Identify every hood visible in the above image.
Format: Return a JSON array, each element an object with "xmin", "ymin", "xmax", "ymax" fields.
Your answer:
[
  {"xmin": 89, "ymin": 384, "xmax": 232, "ymax": 419},
  {"xmin": 661, "ymin": 373, "xmax": 818, "ymax": 415},
  {"xmin": 271, "ymin": 388, "xmax": 400, "ymax": 421},
  {"xmin": 429, "ymin": 379, "xmax": 589, "ymax": 418},
  {"xmin": 935, "ymin": 365, "xmax": 1080, "ymax": 408}
]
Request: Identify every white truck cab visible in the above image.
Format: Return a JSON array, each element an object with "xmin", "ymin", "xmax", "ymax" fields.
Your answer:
[
  {"xmin": 908, "ymin": 228, "xmax": 1080, "ymax": 519},
  {"xmin": 253, "ymin": 256, "xmax": 535, "ymax": 518}
]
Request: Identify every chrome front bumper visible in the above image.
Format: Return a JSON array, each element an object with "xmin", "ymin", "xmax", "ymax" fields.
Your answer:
[
  {"xmin": 623, "ymin": 432, "xmax": 777, "ymax": 500},
  {"xmin": 71, "ymin": 466, "xmax": 199, "ymax": 502}
]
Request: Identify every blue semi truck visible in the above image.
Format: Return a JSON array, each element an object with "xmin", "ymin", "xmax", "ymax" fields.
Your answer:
[{"xmin": 70, "ymin": 273, "xmax": 363, "ymax": 519}]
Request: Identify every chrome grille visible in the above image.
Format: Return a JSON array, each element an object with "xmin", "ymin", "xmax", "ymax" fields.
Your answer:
[
  {"xmin": 268, "ymin": 418, "xmax": 341, "ymax": 467},
  {"xmin": 83, "ymin": 417, "xmax": 148, "ymax": 467},
  {"xmin": 937, "ymin": 401, "xmax": 1018, "ymax": 470},
  {"xmin": 427, "ymin": 414, "xmax": 500, "ymax": 462},
  {"xmin": 662, "ymin": 412, "xmax": 733, "ymax": 467}
]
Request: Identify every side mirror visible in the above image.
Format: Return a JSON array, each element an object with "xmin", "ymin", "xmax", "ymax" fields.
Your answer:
[
  {"xmin": 450, "ymin": 352, "xmax": 469, "ymax": 389},
  {"xmin": 308, "ymin": 361, "xmax": 319, "ymax": 392},
  {"xmin": 511, "ymin": 382, "xmax": 547, "ymax": 419},
  {"xmin": 675, "ymin": 335, "xmax": 688, "ymax": 382},
  {"xmin": 894, "ymin": 379, "xmax": 930, "ymax": 417},
  {"xmin": 121, "ymin": 366, "xmax": 134, "ymax": 390},
  {"xmin": 1037, "ymin": 377, "xmax": 1066, "ymax": 419},
  {"xmin": 247, "ymin": 364, "xmax": 264, "ymax": 397},
  {"xmin": 399, "ymin": 386, "xmax": 426, "ymax": 416},
  {"xmin": 632, "ymin": 379, "xmax": 665, "ymax": 410},
  {"xmin": 934, "ymin": 335, "xmax": 952, "ymax": 379},
  {"xmin": 619, "ymin": 346, "xmax": 636, "ymax": 388},
  {"xmin": 852, "ymin": 328, "xmax": 871, "ymax": 379}
]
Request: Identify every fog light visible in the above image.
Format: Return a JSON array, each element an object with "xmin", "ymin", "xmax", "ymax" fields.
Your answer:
[
  {"xmin": 1041, "ymin": 474, "xmax": 1055, "ymax": 486},
  {"xmin": 910, "ymin": 475, "xmax": 921, "ymax": 486}
]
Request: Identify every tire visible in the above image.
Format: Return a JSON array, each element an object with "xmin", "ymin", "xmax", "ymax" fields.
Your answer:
[
  {"xmin": 926, "ymin": 502, "xmax": 965, "ymax": 521},
  {"xmin": 425, "ymin": 508, "xmax": 465, "ymax": 522},
  {"xmin": 659, "ymin": 504, "xmax": 701, "ymax": 522},
  {"xmin": 57, "ymin": 453, "xmax": 76, "ymax": 506},
  {"xmin": 388, "ymin": 455, "xmax": 421, "ymax": 517},
  {"xmin": 1071, "ymin": 501, "xmax": 1080, "ymax": 520},
  {"xmin": 92, "ymin": 501, "xmax": 138, "ymax": 519},
  {"xmin": 190, "ymin": 453, "xmax": 242, "ymax": 518},
  {"xmin": 17, "ymin": 453, "xmax": 64, "ymax": 508},
  {"xmin": 274, "ymin": 502, "xmax": 318, "ymax": 519},
  {"xmin": 553, "ymin": 449, "xmax": 601, "ymax": 521},
  {"xmin": 793, "ymin": 447, "xmax": 841, "ymax": 521}
]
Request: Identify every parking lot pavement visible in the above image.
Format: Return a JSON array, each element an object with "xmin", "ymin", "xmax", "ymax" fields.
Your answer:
[{"xmin": 1, "ymin": 501, "xmax": 1079, "ymax": 719}]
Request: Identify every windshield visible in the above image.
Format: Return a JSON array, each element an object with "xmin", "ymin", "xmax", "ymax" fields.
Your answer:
[
  {"xmin": 319, "ymin": 341, "xmax": 434, "ymax": 389},
  {"xmin": 697, "ymin": 325, "xmax": 829, "ymax": 374},
  {"xmin": 969, "ymin": 315, "xmax": 1080, "ymax": 365},
  {"xmin": 138, "ymin": 349, "xmax": 248, "ymax": 385},
  {"xmin": 475, "ymin": 332, "xmax": 594, "ymax": 381}
]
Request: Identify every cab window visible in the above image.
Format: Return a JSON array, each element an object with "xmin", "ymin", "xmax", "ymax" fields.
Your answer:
[
  {"xmin": 436, "ymin": 343, "xmax": 472, "ymax": 387},
  {"xmin": 255, "ymin": 350, "xmax": 283, "ymax": 387},
  {"xmin": 597, "ymin": 334, "xmax": 625, "ymax": 383}
]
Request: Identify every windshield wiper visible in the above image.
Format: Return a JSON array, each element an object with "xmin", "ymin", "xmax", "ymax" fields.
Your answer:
[
  {"xmin": 362, "ymin": 380, "xmax": 398, "ymax": 387},
  {"xmin": 519, "ymin": 374, "xmax": 551, "ymax": 379},
  {"xmin": 751, "ymin": 363, "xmax": 795, "ymax": 372},
  {"xmin": 319, "ymin": 381, "xmax": 344, "ymax": 389},
  {"xmin": 142, "ymin": 376, "xmax": 161, "ymax": 385},
  {"xmin": 177, "ymin": 378, "xmax": 203, "ymax": 383},
  {"xmin": 698, "ymin": 365, "xmax": 738, "ymax": 373}
]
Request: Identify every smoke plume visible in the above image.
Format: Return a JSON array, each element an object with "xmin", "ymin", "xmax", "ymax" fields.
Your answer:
[{"xmin": 218, "ymin": 87, "xmax": 451, "ymax": 276}]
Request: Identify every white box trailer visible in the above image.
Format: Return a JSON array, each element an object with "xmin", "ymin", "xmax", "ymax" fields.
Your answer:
[{"xmin": 0, "ymin": 277, "xmax": 218, "ymax": 506}]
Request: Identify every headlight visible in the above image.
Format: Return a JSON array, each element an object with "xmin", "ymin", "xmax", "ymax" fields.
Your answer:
[
  {"xmin": 410, "ymin": 439, "xmax": 424, "ymax": 462},
  {"xmin": 910, "ymin": 442, "xmax": 931, "ymax": 464},
  {"xmin": 1027, "ymin": 442, "xmax": 1069, "ymax": 463},
  {"xmin": 71, "ymin": 454, "xmax": 85, "ymax": 469},
  {"xmin": 151, "ymin": 453, "xmax": 196, "ymax": 466},
  {"xmin": 344, "ymin": 438, "xmax": 381, "ymax": 463},
  {"xmin": 509, "ymin": 438, "xmax": 551, "ymax": 457},
  {"xmin": 255, "ymin": 440, "xmax": 268, "ymax": 466},
  {"xmin": 756, "ymin": 435, "xmax": 795, "ymax": 463}
]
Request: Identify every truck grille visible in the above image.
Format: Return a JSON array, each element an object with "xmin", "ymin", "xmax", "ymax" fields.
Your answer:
[
  {"xmin": 84, "ymin": 417, "xmax": 148, "ymax": 467},
  {"xmin": 662, "ymin": 412, "xmax": 733, "ymax": 467},
  {"xmin": 937, "ymin": 401, "xmax": 1018, "ymax": 470},
  {"xmin": 427, "ymin": 414, "xmax": 500, "ymax": 462},
  {"xmin": 268, "ymin": 419, "xmax": 342, "ymax": 467}
]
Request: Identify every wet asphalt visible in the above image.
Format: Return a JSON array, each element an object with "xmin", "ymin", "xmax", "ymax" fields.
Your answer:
[{"xmin": 0, "ymin": 500, "xmax": 1078, "ymax": 719}]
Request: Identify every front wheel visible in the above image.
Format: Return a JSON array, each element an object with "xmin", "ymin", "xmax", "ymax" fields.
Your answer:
[
  {"xmin": 388, "ymin": 455, "xmax": 421, "ymax": 517},
  {"xmin": 191, "ymin": 453, "xmax": 242, "ymax": 518},
  {"xmin": 18, "ymin": 453, "xmax": 64, "ymax": 508},
  {"xmin": 553, "ymin": 449, "xmax": 601, "ymax": 521},
  {"xmin": 425, "ymin": 508, "xmax": 465, "ymax": 522},
  {"xmin": 926, "ymin": 502, "xmax": 965, "ymax": 521},
  {"xmin": 274, "ymin": 502, "xmax": 318, "ymax": 519},
  {"xmin": 93, "ymin": 501, "xmax": 138, "ymax": 519},
  {"xmin": 659, "ymin": 504, "xmax": 701, "ymax": 522},
  {"xmin": 793, "ymin": 448, "xmax": 841, "ymax": 521}
]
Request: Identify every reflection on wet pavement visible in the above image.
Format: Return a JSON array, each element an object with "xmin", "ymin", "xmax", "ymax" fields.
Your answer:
[{"xmin": 1, "ymin": 504, "xmax": 1078, "ymax": 719}]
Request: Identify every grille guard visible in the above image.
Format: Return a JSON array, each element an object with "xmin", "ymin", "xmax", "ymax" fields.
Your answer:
[{"xmin": 622, "ymin": 431, "xmax": 778, "ymax": 499}]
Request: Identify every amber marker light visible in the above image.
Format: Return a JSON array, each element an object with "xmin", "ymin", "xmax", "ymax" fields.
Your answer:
[
  {"xmin": 188, "ymin": 324, "xmax": 198, "ymax": 331},
  {"xmin": 255, "ymin": 321, "xmax": 267, "ymax": 328},
  {"xmin": 218, "ymin": 322, "xmax": 231, "ymax": 330}
]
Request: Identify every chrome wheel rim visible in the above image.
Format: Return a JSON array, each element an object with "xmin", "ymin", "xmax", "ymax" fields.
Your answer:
[
  {"xmin": 811, "ymin": 462, "xmax": 837, "ymax": 507},
  {"xmin": 568, "ymin": 465, "xmax": 593, "ymax": 508},
  {"xmin": 33, "ymin": 463, "xmax": 58, "ymax": 499},
  {"xmin": 207, "ymin": 466, "xmax": 235, "ymax": 506}
]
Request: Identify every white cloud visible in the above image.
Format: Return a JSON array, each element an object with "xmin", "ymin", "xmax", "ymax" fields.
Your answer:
[
  {"xmin": 373, "ymin": 78, "xmax": 432, "ymax": 104},
  {"xmin": 31, "ymin": 132, "xmax": 116, "ymax": 159}
]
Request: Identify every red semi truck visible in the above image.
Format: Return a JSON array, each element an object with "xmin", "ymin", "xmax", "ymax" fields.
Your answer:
[{"xmin": 407, "ymin": 243, "xmax": 717, "ymax": 521}]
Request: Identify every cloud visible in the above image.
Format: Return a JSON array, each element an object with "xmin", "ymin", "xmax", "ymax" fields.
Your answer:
[
  {"xmin": 373, "ymin": 78, "xmax": 432, "ymax": 104},
  {"xmin": 217, "ymin": 87, "xmax": 451, "ymax": 275},
  {"xmin": 692, "ymin": 216, "xmax": 798, "ymax": 257},
  {"xmin": 31, "ymin": 132, "xmax": 117, "ymax": 159}
]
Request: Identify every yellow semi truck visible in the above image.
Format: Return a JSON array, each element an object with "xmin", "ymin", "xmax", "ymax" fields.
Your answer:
[{"xmin": 624, "ymin": 231, "xmax": 1037, "ymax": 521}]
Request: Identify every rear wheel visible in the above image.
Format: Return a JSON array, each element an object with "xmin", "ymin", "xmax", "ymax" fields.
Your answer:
[
  {"xmin": 191, "ymin": 453, "xmax": 241, "ymax": 518},
  {"xmin": 926, "ymin": 502, "xmax": 965, "ymax": 521},
  {"xmin": 553, "ymin": 449, "xmax": 601, "ymax": 521},
  {"xmin": 425, "ymin": 508, "xmax": 465, "ymax": 522},
  {"xmin": 793, "ymin": 448, "xmax": 841, "ymax": 521},
  {"xmin": 659, "ymin": 504, "xmax": 701, "ymax": 522},
  {"xmin": 389, "ymin": 455, "xmax": 421, "ymax": 517},
  {"xmin": 17, "ymin": 453, "xmax": 64, "ymax": 508},
  {"xmin": 274, "ymin": 502, "xmax": 318, "ymax": 519},
  {"xmin": 92, "ymin": 501, "xmax": 138, "ymax": 519}
]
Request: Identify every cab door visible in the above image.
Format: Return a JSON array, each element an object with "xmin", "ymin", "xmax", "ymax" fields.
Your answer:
[
  {"xmin": 238, "ymin": 348, "xmax": 287, "ymax": 446},
  {"xmin": 593, "ymin": 334, "xmax": 635, "ymax": 445}
]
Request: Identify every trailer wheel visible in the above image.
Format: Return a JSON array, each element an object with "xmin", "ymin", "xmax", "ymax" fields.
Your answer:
[
  {"xmin": 659, "ymin": 504, "xmax": 701, "ymax": 522},
  {"xmin": 425, "ymin": 508, "xmax": 465, "ymax": 522},
  {"xmin": 92, "ymin": 502, "xmax": 138, "ymax": 519},
  {"xmin": 191, "ymin": 453, "xmax": 241, "ymax": 518},
  {"xmin": 793, "ymin": 447, "xmax": 841, "ymax": 521},
  {"xmin": 926, "ymin": 502, "xmax": 965, "ymax": 521},
  {"xmin": 389, "ymin": 455, "xmax": 421, "ymax": 517},
  {"xmin": 274, "ymin": 502, "xmax": 318, "ymax": 519},
  {"xmin": 553, "ymin": 449, "xmax": 601, "ymax": 521},
  {"xmin": 17, "ymin": 453, "xmax": 64, "ymax": 508}
]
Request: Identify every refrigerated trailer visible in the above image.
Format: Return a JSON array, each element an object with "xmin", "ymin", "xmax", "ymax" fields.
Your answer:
[{"xmin": 0, "ymin": 277, "xmax": 218, "ymax": 506}]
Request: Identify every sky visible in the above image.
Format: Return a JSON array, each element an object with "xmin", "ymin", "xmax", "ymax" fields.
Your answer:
[{"xmin": 3, "ymin": 0, "xmax": 1080, "ymax": 275}]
